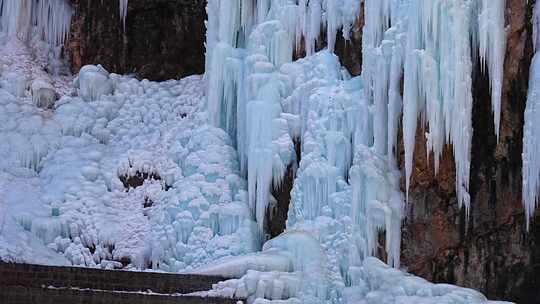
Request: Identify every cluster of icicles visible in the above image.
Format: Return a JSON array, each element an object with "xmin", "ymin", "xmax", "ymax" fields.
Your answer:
[
  {"xmin": 0, "ymin": 0, "xmax": 129, "ymax": 45},
  {"xmin": 0, "ymin": 0, "xmax": 72, "ymax": 46},
  {"xmin": 363, "ymin": 0, "xmax": 507, "ymax": 217},
  {"xmin": 204, "ymin": 0, "xmax": 516, "ymax": 268}
]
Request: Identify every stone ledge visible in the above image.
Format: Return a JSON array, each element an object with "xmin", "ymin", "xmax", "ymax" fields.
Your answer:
[
  {"xmin": 0, "ymin": 286, "xmax": 240, "ymax": 304},
  {"xmin": 0, "ymin": 261, "xmax": 231, "ymax": 295}
]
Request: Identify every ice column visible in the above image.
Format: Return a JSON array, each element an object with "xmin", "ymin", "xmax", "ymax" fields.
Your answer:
[{"xmin": 522, "ymin": 2, "xmax": 540, "ymax": 230}]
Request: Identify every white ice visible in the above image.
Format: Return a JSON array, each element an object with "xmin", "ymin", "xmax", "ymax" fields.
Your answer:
[{"xmin": 73, "ymin": 65, "xmax": 114, "ymax": 102}]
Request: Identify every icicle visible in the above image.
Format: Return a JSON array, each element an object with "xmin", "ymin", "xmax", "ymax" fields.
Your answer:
[
  {"xmin": 522, "ymin": 53, "xmax": 540, "ymax": 230},
  {"xmin": 534, "ymin": 1, "xmax": 540, "ymax": 52},
  {"xmin": 522, "ymin": 2, "xmax": 540, "ymax": 230},
  {"xmin": 119, "ymin": 0, "xmax": 128, "ymax": 30},
  {"xmin": 34, "ymin": 0, "xmax": 73, "ymax": 46},
  {"xmin": 478, "ymin": 0, "xmax": 506, "ymax": 139}
]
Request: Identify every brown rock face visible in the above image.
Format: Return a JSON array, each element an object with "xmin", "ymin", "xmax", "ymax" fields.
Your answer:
[
  {"xmin": 68, "ymin": 0, "xmax": 206, "ymax": 81},
  {"xmin": 400, "ymin": 1, "xmax": 540, "ymax": 303}
]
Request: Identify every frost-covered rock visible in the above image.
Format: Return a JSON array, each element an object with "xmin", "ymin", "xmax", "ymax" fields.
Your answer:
[
  {"xmin": 74, "ymin": 65, "xmax": 114, "ymax": 102},
  {"xmin": 31, "ymin": 78, "xmax": 56, "ymax": 109}
]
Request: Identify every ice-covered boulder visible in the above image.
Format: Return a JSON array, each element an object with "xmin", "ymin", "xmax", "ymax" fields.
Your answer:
[
  {"xmin": 1, "ymin": 71, "xmax": 27, "ymax": 97},
  {"xmin": 31, "ymin": 78, "xmax": 56, "ymax": 109},
  {"xmin": 74, "ymin": 65, "xmax": 114, "ymax": 101}
]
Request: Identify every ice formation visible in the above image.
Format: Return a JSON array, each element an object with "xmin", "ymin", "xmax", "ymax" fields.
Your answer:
[
  {"xmin": 31, "ymin": 77, "xmax": 56, "ymax": 108},
  {"xmin": 73, "ymin": 65, "xmax": 114, "ymax": 102},
  {"xmin": 119, "ymin": 0, "xmax": 129, "ymax": 29},
  {"xmin": 0, "ymin": 46, "xmax": 257, "ymax": 269},
  {"xmin": 0, "ymin": 0, "xmax": 72, "ymax": 46},
  {"xmin": 362, "ymin": 0, "xmax": 507, "ymax": 215},
  {"xmin": 0, "ymin": 1, "xmax": 516, "ymax": 304},
  {"xmin": 196, "ymin": 232, "xmax": 505, "ymax": 303},
  {"xmin": 203, "ymin": 0, "xmax": 508, "ymax": 303},
  {"xmin": 523, "ymin": 2, "xmax": 540, "ymax": 230},
  {"xmin": 0, "ymin": 0, "xmax": 73, "ymax": 76},
  {"xmin": 1, "ymin": 71, "xmax": 27, "ymax": 97}
]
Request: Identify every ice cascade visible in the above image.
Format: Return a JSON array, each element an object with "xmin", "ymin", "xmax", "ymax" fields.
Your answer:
[{"xmin": 204, "ymin": 1, "xmax": 405, "ymax": 301}]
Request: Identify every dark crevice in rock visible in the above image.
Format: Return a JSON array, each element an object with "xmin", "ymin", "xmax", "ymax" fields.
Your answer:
[
  {"xmin": 335, "ymin": 4, "xmax": 363, "ymax": 76},
  {"xmin": 267, "ymin": 164, "xmax": 295, "ymax": 239},
  {"xmin": 266, "ymin": 138, "xmax": 301, "ymax": 239},
  {"xmin": 119, "ymin": 171, "xmax": 162, "ymax": 190},
  {"xmin": 119, "ymin": 257, "xmax": 131, "ymax": 268},
  {"xmin": 68, "ymin": 0, "xmax": 206, "ymax": 81},
  {"xmin": 143, "ymin": 197, "xmax": 154, "ymax": 209}
]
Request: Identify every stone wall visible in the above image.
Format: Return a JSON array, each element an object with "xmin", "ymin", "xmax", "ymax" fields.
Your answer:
[
  {"xmin": 68, "ymin": 0, "xmax": 206, "ymax": 81},
  {"xmin": 0, "ymin": 261, "xmax": 228, "ymax": 294},
  {"xmin": 1, "ymin": 287, "xmax": 237, "ymax": 304}
]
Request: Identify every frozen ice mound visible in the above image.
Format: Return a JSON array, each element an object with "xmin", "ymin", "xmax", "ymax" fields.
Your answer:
[
  {"xmin": 31, "ymin": 77, "xmax": 56, "ymax": 108},
  {"xmin": 1, "ymin": 71, "xmax": 27, "ymax": 97},
  {"xmin": 74, "ymin": 65, "xmax": 114, "ymax": 102},
  {"xmin": 1, "ymin": 71, "xmax": 258, "ymax": 270}
]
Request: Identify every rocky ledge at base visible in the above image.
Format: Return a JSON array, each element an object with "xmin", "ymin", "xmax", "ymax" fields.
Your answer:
[{"xmin": 0, "ymin": 261, "xmax": 242, "ymax": 304}]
